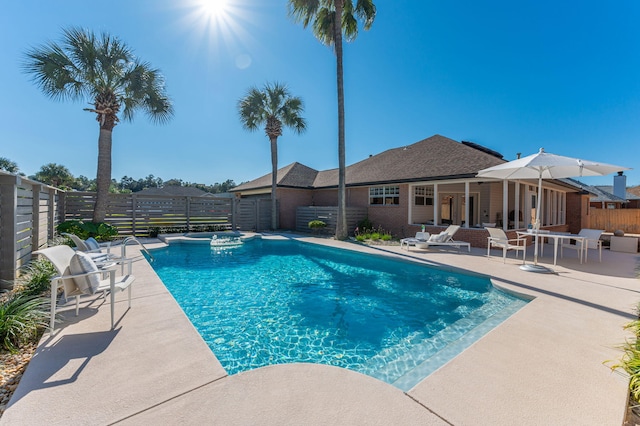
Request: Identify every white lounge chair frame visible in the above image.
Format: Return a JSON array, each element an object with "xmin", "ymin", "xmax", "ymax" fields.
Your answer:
[
  {"xmin": 486, "ymin": 227, "xmax": 527, "ymax": 263},
  {"xmin": 414, "ymin": 225, "xmax": 471, "ymax": 252},
  {"xmin": 560, "ymin": 229, "xmax": 604, "ymax": 262},
  {"xmin": 34, "ymin": 245, "xmax": 136, "ymax": 334}
]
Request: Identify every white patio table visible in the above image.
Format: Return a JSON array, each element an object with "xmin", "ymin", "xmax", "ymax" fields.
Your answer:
[{"xmin": 517, "ymin": 230, "xmax": 586, "ymax": 266}]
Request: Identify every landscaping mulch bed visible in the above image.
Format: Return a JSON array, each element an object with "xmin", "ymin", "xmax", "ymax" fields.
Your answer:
[{"xmin": 0, "ymin": 342, "xmax": 38, "ymax": 418}]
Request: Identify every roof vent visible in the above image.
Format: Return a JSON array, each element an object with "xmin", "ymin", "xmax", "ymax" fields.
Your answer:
[{"xmin": 461, "ymin": 141, "xmax": 504, "ymax": 159}]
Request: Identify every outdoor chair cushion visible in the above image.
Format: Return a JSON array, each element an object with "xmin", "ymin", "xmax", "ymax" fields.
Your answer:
[
  {"xmin": 69, "ymin": 251, "xmax": 101, "ymax": 294},
  {"xmin": 85, "ymin": 237, "xmax": 101, "ymax": 251},
  {"xmin": 429, "ymin": 231, "xmax": 448, "ymax": 243}
]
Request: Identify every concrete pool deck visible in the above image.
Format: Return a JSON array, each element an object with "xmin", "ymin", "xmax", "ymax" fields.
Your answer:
[{"xmin": 1, "ymin": 234, "xmax": 638, "ymax": 425}]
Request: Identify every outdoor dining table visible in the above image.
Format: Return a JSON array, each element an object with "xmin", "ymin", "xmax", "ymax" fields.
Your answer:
[{"xmin": 516, "ymin": 230, "xmax": 586, "ymax": 266}]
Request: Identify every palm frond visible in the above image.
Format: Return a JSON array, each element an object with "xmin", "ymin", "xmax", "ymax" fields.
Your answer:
[
  {"xmin": 238, "ymin": 82, "xmax": 306, "ymax": 137},
  {"xmin": 23, "ymin": 26, "xmax": 172, "ymax": 126}
]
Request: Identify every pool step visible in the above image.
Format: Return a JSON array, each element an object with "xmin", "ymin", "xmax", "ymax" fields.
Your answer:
[{"xmin": 361, "ymin": 296, "xmax": 526, "ymax": 391}]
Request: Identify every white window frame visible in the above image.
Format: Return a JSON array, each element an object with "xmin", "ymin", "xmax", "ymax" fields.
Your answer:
[{"xmin": 369, "ymin": 185, "xmax": 400, "ymax": 205}]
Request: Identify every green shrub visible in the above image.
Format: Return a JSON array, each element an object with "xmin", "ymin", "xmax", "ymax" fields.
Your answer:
[
  {"xmin": 0, "ymin": 293, "xmax": 49, "ymax": 352},
  {"xmin": 356, "ymin": 218, "xmax": 374, "ymax": 233},
  {"xmin": 308, "ymin": 220, "xmax": 327, "ymax": 230},
  {"xmin": 608, "ymin": 309, "xmax": 640, "ymax": 403},
  {"xmin": 57, "ymin": 220, "xmax": 118, "ymax": 242},
  {"xmin": 16, "ymin": 258, "xmax": 56, "ymax": 297}
]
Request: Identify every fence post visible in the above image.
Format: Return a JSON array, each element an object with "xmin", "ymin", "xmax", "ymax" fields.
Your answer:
[
  {"xmin": 186, "ymin": 196, "xmax": 191, "ymax": 232},
  {"xmin": 0, "ymin": 175, "xmax": 19, "ymax": 288},
  {"xmin": 232, "ymin": 197, "xmax": 237, "ymax": 231},
  {"xmin": 32, "ymin": 183, "xmax": 43, "ymax": 250},
  {"xmin": 50, "ymin": 188, "xmax": 59, "ymax": 241},
  {"xmin": 131, "ymin": 194, "xmax": 137, "ymax": 236}
]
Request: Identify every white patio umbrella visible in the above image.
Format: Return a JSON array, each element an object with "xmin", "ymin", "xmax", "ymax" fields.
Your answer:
[{"xmin": 476, "ymin": 148, "xmax": 629, "ymax": 272}]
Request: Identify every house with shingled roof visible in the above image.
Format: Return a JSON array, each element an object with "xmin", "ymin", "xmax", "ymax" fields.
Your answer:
[
  {"xmin": 588, "ymin": 171, "xmax": 640, "ymax": 209},
  {"xmin": 231, "ymin": 135, "xmax": 591, "ymax": 246}
]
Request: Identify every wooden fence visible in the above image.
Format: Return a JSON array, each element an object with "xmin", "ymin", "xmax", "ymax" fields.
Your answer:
[
  {"xmin": 0, "ymin": 172, "xmax": 63, "ymax": 287},
  {"xmin": 236, "ymin": 198, "xmax": 275, "ymax": 232},
  {"xmin": 64, "ymin": 192, "xmax": 237, "ymax": 236},
  {"xmin": 589, "ymin": 208, "xmax": 640, "ymax": 234},
  {"xmin": 296, "ymin": 206, "xmax": 368, "ymax": 235}
]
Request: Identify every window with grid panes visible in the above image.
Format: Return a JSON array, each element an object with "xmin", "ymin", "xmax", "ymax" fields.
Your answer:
[
  {"xmin": 414, "ymin": 186, "xmax": 433, "ymax": 205},
  {"xmin": 369, "ymin": 185, "xmax": 399, "ymax": 205}
]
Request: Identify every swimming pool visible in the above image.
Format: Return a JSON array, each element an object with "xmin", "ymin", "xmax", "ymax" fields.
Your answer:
[{"xmin": 148, "ymin": 237, "xmax": 528, "ymax": 391}]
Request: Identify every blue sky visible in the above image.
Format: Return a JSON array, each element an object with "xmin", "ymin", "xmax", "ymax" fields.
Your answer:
[{"xmin": 1, "ymin": 0, "xmax": 639, "ymax": 187}]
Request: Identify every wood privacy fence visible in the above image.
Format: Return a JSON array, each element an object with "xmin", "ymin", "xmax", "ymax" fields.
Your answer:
[
  {"xmin": 0, "ymin": 178, "xmax": 371, "ymax": 284},
  {"xmin": 296, "ymin": 206, "xmax": 368, "ymax": 235},
  {"xmin": 235, "ymin": 198, "xmax": 276, "ymax": 233},
  {"xmin": 64, "ymin": 192, "xmax": 237, "ymax": 236},
  {"xmin": 589, "ymin": 208, "xmax": 640, "ymax": 234},
  {"xmin": 0, "ymin": 173, "xmax": 63, "ymax": 287}
]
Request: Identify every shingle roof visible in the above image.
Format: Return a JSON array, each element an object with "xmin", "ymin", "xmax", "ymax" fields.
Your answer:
[
  {"xmin": 232, "ymin": 162, "xmax": 319, "ymax": 191},
  {"xmin": 232, "ymin": 135, "xmax": 509, "ymax": 191},
  {"xmin": 589, "ymin": 185, "xmax": 640, "ymax": 202}
]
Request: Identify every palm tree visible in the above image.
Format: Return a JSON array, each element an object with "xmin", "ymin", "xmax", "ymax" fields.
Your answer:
[
  {"xmin": 238, "ymin": 82, "xmax": 306, "ymax": 230},
  {"xmin": 31, "ymin": 163, "xmax": 74, "ymax": 188},
  {"xmin": 23, "ymin": 27, "xmax": 173, "ymax": 223},
  {"xmin": 288, "ymin": 0, "xmax": 376, "ymax": 239},
  {"xmin": 0, "ymin": 157, "xmax": 19, "ymax": 174}
]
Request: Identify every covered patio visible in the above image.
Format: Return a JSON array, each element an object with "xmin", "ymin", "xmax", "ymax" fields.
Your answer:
[{"xmin": 407, "ymin": 179, "xmax": 572, "ymax": 231}]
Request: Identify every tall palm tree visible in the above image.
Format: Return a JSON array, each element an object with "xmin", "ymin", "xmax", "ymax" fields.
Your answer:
[
  {"xmin": 23, "ymin": 27, "xmax": 173, "ymax": 223},
  {"xmin": 238, "ymin": 82, "xmax": 306, "ymax": 230},
  {"xmin": 288, "ymin": 0, "xmax": 376, "ymax": 239}
]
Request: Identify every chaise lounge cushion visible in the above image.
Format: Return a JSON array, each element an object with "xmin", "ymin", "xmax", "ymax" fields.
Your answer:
[
  {"xmin": 428, "ymin": 231, "xmax": 448, "ymax": 243},
  {"xmin": 69, "ymin": 252, "xmax": 101, "ymax": 294}
]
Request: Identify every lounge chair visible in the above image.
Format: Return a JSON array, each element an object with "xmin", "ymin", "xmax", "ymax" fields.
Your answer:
[
  {"xmin": 560, "ymin": 229, "xmax": 604, "ymax": 262},
  {"xmin": 414, "ymin": 225, "xmax": 470, "ymax": 252},
  {"xmin": 400, "ymin": 231, "xmax": 429, "ymax": 250},
  {"xmin": 34, "ymin": 245, "xmax": 136, "ymax": 334},
  {"xmin": 486, "ymin": 227, "xmax": 527, "ymax": 263},
  {"xmin": 63, "ymin": 233, "xmax": 113, "ymax": 257}
]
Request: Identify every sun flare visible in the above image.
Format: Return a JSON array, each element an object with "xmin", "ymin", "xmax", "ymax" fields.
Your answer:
[{"xmin": 199, "ymin": 0, "xmax": 228, "ymax": 17}]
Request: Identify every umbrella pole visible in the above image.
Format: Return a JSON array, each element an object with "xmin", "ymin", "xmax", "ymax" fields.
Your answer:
[
  {"xmin": 520, "ymin": 171, "xmax": 553, "ymax": 273},
  {"xmin": 533, "ymin": 173, "xmax": 542, "ymax": 265}
]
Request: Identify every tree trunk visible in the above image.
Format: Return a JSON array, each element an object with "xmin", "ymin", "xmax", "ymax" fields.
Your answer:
[
  {"xmin": 93, "ymin": 126, "xmax": 113, "ymax": 223},
  {"xmin": 270, "ymin": 136, "xmax": 278, "ymax": 231},
  {"xmin": 334, "ymin": 0, "xmax": 348, "ymax": 240}
]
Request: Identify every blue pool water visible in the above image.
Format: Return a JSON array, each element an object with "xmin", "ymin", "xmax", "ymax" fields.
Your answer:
[{"xmin": 148, "ymin": 238, "xmax": 527, "ymax": 390}]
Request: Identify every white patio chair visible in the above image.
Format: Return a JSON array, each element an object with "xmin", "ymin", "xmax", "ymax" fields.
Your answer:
[
  {"xmin": 34, "ymin": 245, "xmax": 136, "ymax": 334},
  {"xmin": 486, "ymin": 227, "xmax": 527, "ymax": 263},
  {"xmin": 560, "ymin": 229, "xmax": 604, "ymax": 262}
]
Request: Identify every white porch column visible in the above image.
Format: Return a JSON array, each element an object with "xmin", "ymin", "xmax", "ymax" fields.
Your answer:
[
  {"xmin": 502, "ymin": 179, "xmax": 509, "ymax": 231},
  {"xmin": 524, "ymin": 185, "xmax": 531, "ymax": 228},
  {"xmin": 408, "ymin": 184, "xmax": 413, "ymax": 225},
  {"xmin": 433, "ymin": 183, "xmax": 439, "ymax": 226},
  {"xmin": 514, "ymin": 182, "xmax": 520, "ymax": 229},
  {"xmin": 464, "ymin": 181, "xmax": 469, "ymax": 228},
  {"xmin": 546, "ymin": 188, "xmax": 551, "ymax": 226}
]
